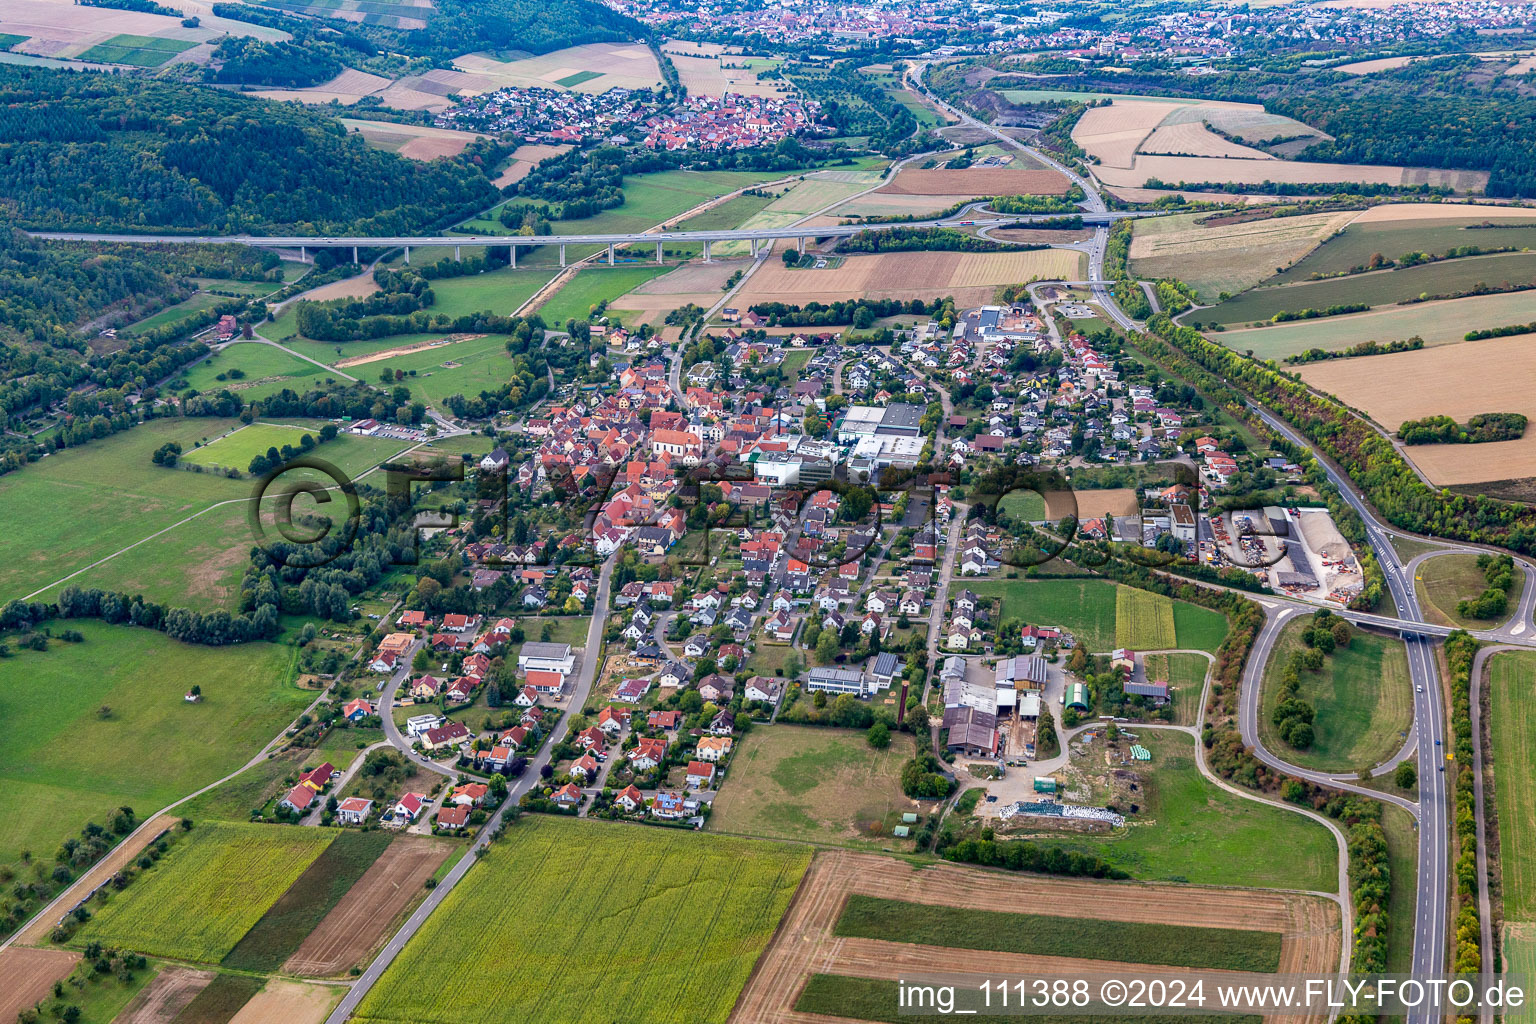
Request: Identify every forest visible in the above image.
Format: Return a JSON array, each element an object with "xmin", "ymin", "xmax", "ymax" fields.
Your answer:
[{"xmin": 0, "ymin": 66, "xmax": 502, "ymax": 233}]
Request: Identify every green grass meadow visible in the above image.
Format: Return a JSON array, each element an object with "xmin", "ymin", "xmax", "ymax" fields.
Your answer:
[
  {"xmin": 1030, "ymin": 732, "xmax": 1338, "ymax": 890},
  {"xmin": 534, "ymin": 265, "xmax": 672, "ymax": 325},
  {"xmin": 125, "ymin": 292, "xmax": 224, "ymax": 333},
  {"xmin": 1491, "ymin": 650, "xmax": 1536, "ymax": 920},
  {"xmin": 1415, "ymin": 552, "xmax": 1505, "ymax": 629},
  {"xmin": 79, "ymin": 34, "xmax": 196, "ymax": 66},
  {"xmin": 1271, "ymin": 217, "xmax": 1536, "ymax": 284},
  {"xmin": 74, "ymin": 821, "xmax": 337, "ymax": 962},
  {"xmin": 1258, "ymin": 618, "xmax": 1413, "ymax": 772},
  {"xmin": 352, "ymin": 816, "xmax": 811, "ymax": 1024},
  {"xmin": 967, "ymin": 579, "xmax": 1227, "ymax": 653},
  {"xmin": 0, "ymin": 622, "xmax": 308, "ymax": 865},
  {"xmin": 181, "ymin": 343, "xmax": 335, "ymax": 403},
  {"xmin": 183, "ymin": 420, "xmax": 412, "ymax": 477}
]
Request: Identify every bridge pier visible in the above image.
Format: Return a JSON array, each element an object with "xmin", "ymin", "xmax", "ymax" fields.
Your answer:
[
  {"xmin": 702, "ymin": 240, "xmax": 711, "ymax": 263},
  {"xmin": 656, "ymin": 241, "xmax": 664, "ymax": 264},
  {"xmin": 455, "ymin": 245, "xmax": 461, "ymax": 261},
  {"xmin": 352, "ymin": 245, "xmax": 358, "ymax": 265},
  {"xmin": 404, "ymin": 245, "xmax": 410, "ymax": 264},
  {"xmin": 797, "ymin": 237, "xmax": 805, "ymax": 254},
  {"xmin": 607, "ymin": 243, "xmax": 615, "ymax": 266},
  {"xmin": 300, "ymin": 245, "xmax": 306, "ymax": 262},
  {"xmin": 509, "ymin": 244, "xmax": 516, "ymax": 269},
  {"xmin": 559, "ymin": 244, "xmax": 567, "ymax": 268}
]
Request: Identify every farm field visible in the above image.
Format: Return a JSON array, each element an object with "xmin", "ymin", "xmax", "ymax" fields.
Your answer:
[
  {"xmin": 1028, "ymin": 732, "xmax": 1339, "ymax": 890},
  {"xmin": 1490, "ymin": 651, "xmax": 1536, "ymax": 920},
  {"xmin": 0, "ymin": 0, "xmax": 281, "ymax": 62},
  {"xmin": 222, "ymin": 831, "xmax": 393, "ymax": 972},
  {"xmin": 0, "ymin": 612, "xmax": 308, "ymax": 862},
  {"xmin": 351, "ymin": 816, "xmax": 811, "ymax": 1024},
  {"xmin": 0, "ymin": 949, "xmax": 81, "ymax": 1024},
  {"xmin": 285, "ymin": 834, "xmax": 455, "ymax": 976},
  {"xmin": 75, "ymin": 822, "xmax": 337, "ymax": 962},
  {"xmin": 1297, "ymin": 332, "xmax": 1536, "ymax": 485},
  {"xmin": 422, "ymin": 266, "xmax": 558, "ymax": 319},
  {"xmin": 834, "ymin": 894, "xmax": 1283, "ymax": 971},
  {"xmin": 491, "ymin": 142, "xmax": 572, "ymax": 188},
  {"xmin": 1206, "ymin": 251, "xmax": 1536, "ymax": 325},
  {"xmin": 1216, "ymin": 288, "xmax": 1536, "ymax": 361},
  {"xmin": 337, "ymin": 119, "xmax": 484, "ymax": 160},
  {"xmin": 876, "ymin": 165, "xmax": 1070, "ymax": 196},
  {"xmin": 966, "ymin": 579, "xmax": 1227, "ymax": 653},
  {"xmin": 251, "ymin": 67, "xmax": 390, "ymax": 106},
  {"xmin": 182, "ymin": 421, "xmax": 413, "ymax": 477},
  {"xmin": 1270, "ymin": 208, "xmax": 1536, "ymax": 284},
  {"xmin": 733, "ymin": 250, "xmax": 1086, "ymax": 311},
  {"xmin": 1506, "ymin": 926, "xmax": 1536, "ymax": 1024},
  {"xmin": 534, "ymin": 265, "xmax": 672, "ymax": 325},
  {"xmin": 227, "ymin": 980, "xmax": 341, "ymax": 1024},
  {"xmin": 1115, "ymin": 586, "xmax": 1176, "ymax": 649},
  {"xmin": 1128, "ymin": 210, "xmax": 1357, "ymax": 301},
  {"xmin": 1380, "ymin": 801, "xmax": 1418, "ymax": 973},
  {"xmin": 732, "ymin": 849, "xmax": 1341, "ymax": 1024},
  {"xmin": 451, "ymin": 42, "xmax": 662, "ymax": 94},
  {"xmin": 608, "ymin": 260, "xmax": 743, "ymax": 324},
  {"xmin": 666, "ymin": 51, "xmax": 786, "ymax": 97},
  {"xmin": 708, "ymin": 725, "xmax": 920, "ymax": 848},
  {"xmin": 363, "ymin": 331, "xmax": 538, "ymax": 410},
  {"xmin": 1097, "ymin": 153, "xmax": 1483, "ymax": 193},
  {"xmin": 1258, "ymin": 619, "xmax": 1412, "ymax": 772},
  {"xmin": 0, "ymin": 417, "xmax": 252, "ymax": 601},
  {"xmin": 180, "ymin": 343, "xmax": 334, "ymax": 403},
  {"xmin": 1414, "ymin": 552, "xmax": 1506, "ymax": 629},
  {"xmin": 1142, "ymin": 651, "xmax": 1213, "ymax": 725},
  {"xmin": 79, "ymin": 33, "xmax": 195, "ymax": 66},
  {"xmin": 113, "ymin": 967, "xmax": 213, "ymax": 1024},
  {"xmin": 173, "ymin": 974, "xmax": 265, "ymax": 1024}
]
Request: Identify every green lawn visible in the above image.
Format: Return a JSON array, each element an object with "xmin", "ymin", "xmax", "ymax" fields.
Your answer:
[
  {"xmin": 1381, "ymin": 801, "xmax": 1418, "ymax": 974},
  {"xmin": 78, "ymin": 33, "xmax": 197, "ymax": 66},
  {"xmin": 1415, "ymin": 552, "xmax": 1505, "ymax": 629},
  {"xmin": 0, "ymin": 417, "xmax": 248, "ymax": 602},
  {"xmin": 75, "ymin": 821, "xmax": 337, "ymax": 963},
  {"xmin": 834, "ymin": 894, "xmax": 1282, "ymax": 971},
  {"xmin": 1491, "ymin": 650, "xmax": 1536, "ymax": 920},
  {"xmin": 533, "ymin": 265, "xmax": 672, "ymax": 326},
  {"xmin": 967, "ymin": 579, "xmax": 1227, "ymax": 653},
  {"xmin": 181, "ymin": 343, "xmax": 336, "ymax": 403},
  {"xmin": 352, "ymin": 816, "xmax": 810, "ymax": 1024},
  {"xmin": 361, "ymin": 333, "xmax": 529, "ymax": 411},
  {"xmin": 1030, "ymin": 732, "xmax": 1338, "ymax": 890},
  {"xmin": 183, "ymin": 420, "xmax": 413, "ymax": 477},
  {"xmin": 125, "ymin": 292, "xmax": 223, "ymax": 334},
  {"xmin": 1258, "ymin": 618, "xmax": 1413, "ymax": 772},
  {"xmin": 709, "ymin": 725, "xmax": 919, "ymax": 848},
  {"xmin": 0, "ymin": 621, "xmax": 309, "ymax": 865},
  {"xmin": 554, "ymin": 69, "xmax": 603, "ymax": 87}
]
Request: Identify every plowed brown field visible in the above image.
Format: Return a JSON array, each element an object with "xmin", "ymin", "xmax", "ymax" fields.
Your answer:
[
  {"xmin": 115, "ymin": 967, "xmax": 214, "ymax": 1024},
  {"xmin": 733, "ymin": 251, "xmax": 1084, "ymax": 311},
  {"xmin": 0, "ymin": 948, "xmax": 80, "ymax": 1022},
  {"xmin": 227, "ymin": 980, "xmax": 341, "ymax": 1024},
  {"xmin": 282, "ymin": 835, "xmax": 453, "ymax": 976},
  {"xmin": 728, "ymin": 850, "xmax": 1341, "ymax": 1024}
]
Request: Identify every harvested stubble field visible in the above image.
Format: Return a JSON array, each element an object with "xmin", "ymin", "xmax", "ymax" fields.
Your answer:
[
  {"xmin": 353, "ymin": 816, "xmax": 810, "ymax": 1024},
  {"xmin": 338, "ymin": 118, "xmax": 484, "ymax": 160},
  {"xmin": 284, "ymin": 834, "xmax": 455, "ymax": 976},
  {"xmin": 0, "ymin": 949, "xmax": 81, "ymax": 1024},
  {"xmin": 1097, "ymin": 154, "xmax": 1487, "ymax": 193},
  {"xmin": 226, "ymin": 981, "xmax": 341, "ymax": 1024},
  {"xmin": 668, "ymin": 53, "xmax": 785, "ymax": 97},
  {"xmin": 1297, "ymin": 332, "xmax": 1536, "ymax": 484},
  {"xmin": 1139, "ymin": 120, "xmax": 1274, "ymax": 160},
  {"xmin": 1115, "ymin": 585, "xmax": 1177, "ymax": 650},
  {"xmin": 114, "ymin": 967, "xmax": 215, "ymax": 1024},
  {"xmin": 733, "ymin": 251, "xmax": 1085, "ymax": 310},
  {"xmin": 728, "ymin": 850, "xmax": 1341, "ymax": 1024},
  {"xmin": 1128, "ymin": 210, "xmax": 1355, "ymax": 300},
  {"xmin": 74, "ymin": 822, "xmax": 338, "ymax": 963},
  {"xmin": 492, "ymin": 142, "xmax": 572, "ymax": 187},
  {"xmin": 452, "ymin": 42, "xmax": 661, "ymax": 94},
  {"xmin": 1269, "ymin": 208, "xmax": 1536, "ymax": 285},
  {"xmin": 1215, "ymin": 288, "xmax": 1536, "ymax": 361},
  {"xmin": 0, "ymin": 0, "xmax": 260, "ymax": 60},
  {"xmin": 1211, "ymin": 252, "xmax": 1536, "ymax": 324},
  {"xmin": 251, "ymin": 67, "xmax": 389, "ymax": 105},
  {"xmin": 611, "ymin": 260, "xmax": 743, "ymax": 323},
  {"xmin": 877, "ymin": 166, "xmax": 1070, "ymax": 196}
]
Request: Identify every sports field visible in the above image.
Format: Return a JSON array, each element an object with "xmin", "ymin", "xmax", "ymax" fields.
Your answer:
[
  {"xmin": 1216, "ymin": 288, "xmax": 1536, "ymax": 360},
  {"xmin": 1115, "ymin": 586, "xmax": 1176, "ymax": 649},
  {"xmin": 1491, "ymin": 651, "xmax": 1536, "ymax": 920},
  {"xmin": 1029, "ymin": 732, "xmax": 1338, "ymax": 890},
  {"xmin": 965, "ymin": 579, "xmax": 1227, "ymax": 653},
  {"xmin": 709, "ymin": 725, "xmax": 919, "ymax": 848},
  {"xmin": 1258, "ymin": 618, "xmax": 1412, "ymax": 772},
  {"xmin": 75, "ymin": 822, "xmax": 337, "ymax": 962},
  {"xmin": 352, "ymin": 816, "xmax": 810, "ymax": 1024},
  {"xmin": 1207, "ymin": 251, "xmax": 1536, "ymax": 325},
  {"xmin": 0, "ymin": 621, "xmax": 306, "ymax": 866},
  {"xmin": 1415, "ymin": 553, "xmax": 1507, "ymax": 628},
  {"xmin": 1297, "ymin": 333, "xmax": 1536, "ymax": 485}
]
